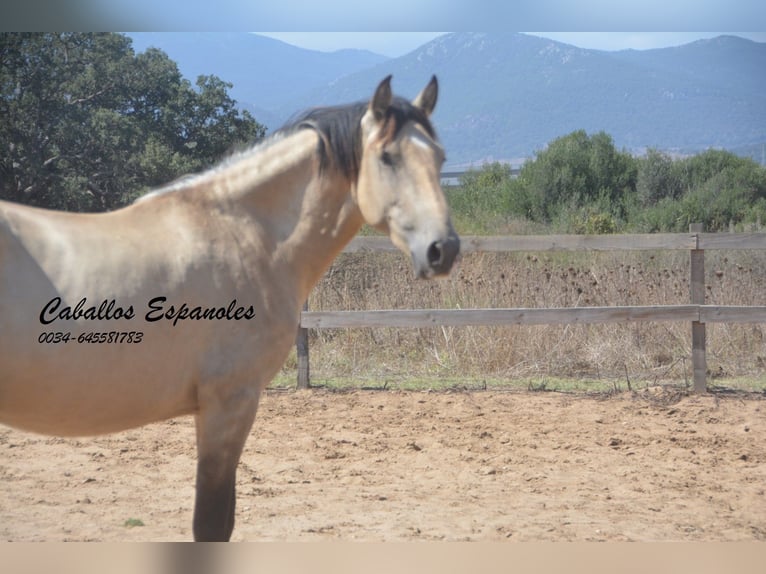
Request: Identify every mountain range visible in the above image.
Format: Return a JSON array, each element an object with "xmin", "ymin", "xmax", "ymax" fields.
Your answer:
[{"xmin": 126, "ymin": 32, "xmax": 766, "ymax": 167}]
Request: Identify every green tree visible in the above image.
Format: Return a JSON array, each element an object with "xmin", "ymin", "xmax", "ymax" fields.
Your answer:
[
  {"xmin": 514, "ymin": 130, "xmax": 637, "ymax": 226},
  {"xmin": 453, "ymin": 162, "xmax": 512, "ymax": 216},
  {"xmin": 446, "ymin": 162, "xmax": 516, "ymax": 233},
  {"xmin": 636, "ymin": 149, "xmax": 683, "ymax": 207},
  {"xmin": 631, "ymin": 149, "xmax": 766, "ymax": 232},
  {"xmin": 675, "ymin": 151, "xmax": 766, "ymax": 231},
  {"xmin": 0, "ymin": 33, "xmax": 265, "ymax": 212}
]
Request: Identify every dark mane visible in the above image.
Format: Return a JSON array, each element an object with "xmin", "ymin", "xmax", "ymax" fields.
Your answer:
[{"xmin": 278, "ymin": 96, "xmax": 436, "ymax": 181}]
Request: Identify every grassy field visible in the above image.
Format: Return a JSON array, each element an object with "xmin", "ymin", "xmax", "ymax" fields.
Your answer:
[{"xmin": 274, "ymin": 247, "xmax": 766, "ymax": 393}]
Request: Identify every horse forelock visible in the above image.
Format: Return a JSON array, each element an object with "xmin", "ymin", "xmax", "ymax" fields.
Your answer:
[{"xmin": 378, "ymin": 97, "xmax": 436, "ymax": 145}]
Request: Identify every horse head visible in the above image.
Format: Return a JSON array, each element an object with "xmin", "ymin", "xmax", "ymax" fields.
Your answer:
[{"xmin": 355, "ymin": 76, "xmax": 460, "ymax": 278}]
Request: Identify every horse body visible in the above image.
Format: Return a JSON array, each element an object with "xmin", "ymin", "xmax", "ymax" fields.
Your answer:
[
  {"xmin": 0, "ymin": 76, "xmax": 458, "ymax": 540},
  {"xmin": 1, "ymin": 129, "xmax": 324, "ymax": 435}
]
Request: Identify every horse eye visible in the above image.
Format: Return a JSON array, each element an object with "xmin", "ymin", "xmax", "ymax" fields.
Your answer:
[{"xmin": 380, "ymin": 151, "xmax": 394, "ymax": 167}]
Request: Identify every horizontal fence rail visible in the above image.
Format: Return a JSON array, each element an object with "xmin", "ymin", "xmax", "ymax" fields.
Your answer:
[
  {"xmin": 342, "ymin": 233, "xmax": 766, "ymax": 253},
  {"xmin": 301, "ymin": 306, "xmax": 766, "ymax": 329},
  {"xmin": 296, "ymin": 227, "xmax": 766, "ymax": 392}
]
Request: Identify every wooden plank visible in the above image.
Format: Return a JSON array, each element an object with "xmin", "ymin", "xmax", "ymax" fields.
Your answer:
[
  {"xmin": 344, "ymin": 234, "xmax": 699, "ymax": 254},
  {"xmin": 302, "ymin": 305, "xmax": 766, "ymax": 329},
  {"xmin": 459, "ymin": 234, "xmax": 697, "ymax": 253},
  {"xmin": 689, "ymin": 223, "xmax": 707, "ymax": 393},
  {"xmin": 344, "ymin": 233, "xmax": 766, "ymax": 254},
  {"xmin": 700, "ymin": 306, "xmax": 766, "ymax": 323},
  {"xmin": 301, "ymin": 305, "xmax": 701, "ymax": 329},
  {"xmin": 689, "ymin": 235, "xmax": 706, "ymax": 305},
  {"xmin": 295, "ymin": 300, "xmax": 310, "ymax": 389},
  {"xmin": 698, "ymin": 233, "xmax": 766, "ymax": 250}
]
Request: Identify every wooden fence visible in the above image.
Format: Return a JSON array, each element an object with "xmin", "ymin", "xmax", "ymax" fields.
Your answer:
[{"xmin": 296, "ymin": 225, "xmax": 766, "ymax": 392}]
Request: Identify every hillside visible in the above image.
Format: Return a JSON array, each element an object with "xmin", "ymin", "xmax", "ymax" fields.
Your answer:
[
  {"xmin": 300, "ymin": 33, "xmax": 766, "ymax": 164},
  {"xmin": 126, "ymin": 32, "xmax": 389, "ymax": 128},
  {"xmin": 126, "ymin": 32, "xmax": 766, "ymax": 165}
]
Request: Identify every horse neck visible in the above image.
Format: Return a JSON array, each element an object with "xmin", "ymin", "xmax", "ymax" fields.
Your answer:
[{"xmin": 212, "ymin": 129, "xmax": 364, "ymax": 301}]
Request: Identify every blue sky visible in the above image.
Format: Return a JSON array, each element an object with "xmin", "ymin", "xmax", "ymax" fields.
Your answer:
[{"xmin": 256, "ymin": 32, "xmax": 766, "ymax": 57}]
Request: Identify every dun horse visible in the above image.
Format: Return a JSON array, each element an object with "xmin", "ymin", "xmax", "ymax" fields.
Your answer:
[{"xmin": 0, "ymin": 76, "xmax": 459, "ymax": 541}]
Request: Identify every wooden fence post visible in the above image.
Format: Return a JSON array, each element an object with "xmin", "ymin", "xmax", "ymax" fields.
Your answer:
[
  {"xmin": 689, "ymin": 223, "xmax": 707, "ymax": 393},
  {"xmin": 296, "ymin": 300, "xmax": 310, "ymax": 389}
]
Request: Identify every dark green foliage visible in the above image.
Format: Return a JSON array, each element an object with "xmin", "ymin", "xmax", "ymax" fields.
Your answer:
[
  {"xmin": 632, "ymin": 149, "xmax": 766, "ymax": 231},
  {"xmin": 636, "ymin": 149, "xmax": 684, "ymax": 207},
  {"xmin": 512, "ymin": 130, "xmax": 637, "ymax": 229},
  {"xmin": 446, "ymin": 162, "xmax": 513, "ymax": 232},
  {"xmin": 449, "ymin": 131, "xmax": 766, "ymax": 234},
  {"xmin": 0, "ymin": 33, "xmax": 265, "ymax": 212}
]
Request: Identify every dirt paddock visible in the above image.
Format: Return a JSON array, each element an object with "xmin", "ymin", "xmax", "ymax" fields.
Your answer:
[{"xmin": 1, "ymin": 388, "xmax": 764, "ymax": 542}]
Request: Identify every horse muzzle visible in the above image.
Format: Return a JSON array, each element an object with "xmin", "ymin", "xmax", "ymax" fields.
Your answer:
[{"xmin": 413, "ymin": 231, "xmax": 460, "ymax": 279}]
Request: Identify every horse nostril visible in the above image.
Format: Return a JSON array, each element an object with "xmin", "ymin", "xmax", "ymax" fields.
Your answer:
[
  {"xmin": 427, "ymin": 241, "xmax": 443, "ymax": 266},
  {"xmin": 423, "ymin": 236, "xmax": 459, "ymax": 276}
]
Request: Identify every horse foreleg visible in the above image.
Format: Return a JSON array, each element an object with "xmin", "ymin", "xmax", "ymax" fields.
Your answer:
[
  {"xmin": 192, "ymin": 392, "xmax": 258, "ymax": 542},
  {"xmin": 193, "ymin": 454, "xmax": 238, "ymax": 541}
]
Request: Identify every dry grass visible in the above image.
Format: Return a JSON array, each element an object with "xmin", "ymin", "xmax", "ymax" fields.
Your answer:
[{"xmin": 280, "ymin": 249, "xmax": 766, "ymax": 392}]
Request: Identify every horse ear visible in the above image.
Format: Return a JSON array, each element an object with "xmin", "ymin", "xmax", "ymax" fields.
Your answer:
[
  {"xmin": 412, "ymin": 75, "xmax": 438, "ymax": 117},
  {"xmin": 369, "ymin": 75, "xmax": 392, "ymax": 122}
]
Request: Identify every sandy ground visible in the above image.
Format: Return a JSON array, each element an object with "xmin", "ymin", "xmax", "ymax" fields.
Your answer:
[{"xmin": 1, "ymin": 388, "xmax": 764, "ymax": 542}]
